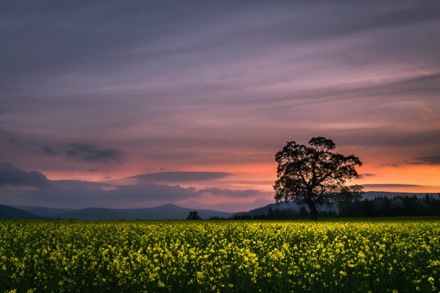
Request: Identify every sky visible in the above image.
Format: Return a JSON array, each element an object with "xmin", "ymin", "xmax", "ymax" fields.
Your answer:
[{"xmin": 1, "ymin": 0, "xmax": 440, "ymax": 212}]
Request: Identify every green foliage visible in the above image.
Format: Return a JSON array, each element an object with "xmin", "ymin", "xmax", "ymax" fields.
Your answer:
[{"xmin": 0, "ymin": 220, "xmax": 439, "ymax": 292}]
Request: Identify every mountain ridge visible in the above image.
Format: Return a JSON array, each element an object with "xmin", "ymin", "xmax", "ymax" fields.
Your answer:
[
  {"xmin": 3, "ymin": 191, "xmax": 437, "ymax": 220},
  {"xmin": 0, "ymin": 204, "xmax": 39, "ymax": 220},
  {"xmin": 8, "ymin": 203, "xmax": 233, "ymax": 220}
]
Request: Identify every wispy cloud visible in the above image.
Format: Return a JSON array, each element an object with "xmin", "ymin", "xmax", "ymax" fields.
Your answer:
[
  {"xmin": 1, "ymin": 1, "xmax": 440, "ymax": 210},
  {"xmin": 198, "ymin": 188, "xmax": 265, "ymax": 198},
  {"xmin": 65, "ymin": 143, "xmax": 122, "ymax": 163},
  {"xmin": 42, "ymin": 146, "xmax": 58, "ymax": 156},
  {"xmin": 363, "ymin": 184, "xmax": 422, "ymax": 189},
  {"xmin": 131, "ymin": 171, "xmax": 231, "ymax": 183},
  {"xmin": 360, "ymin": 173, "xmax": 376, "ymax": 178},
  {"xmin": 407, "ymin": 156, "xmax": 440, "ymax": 165}
]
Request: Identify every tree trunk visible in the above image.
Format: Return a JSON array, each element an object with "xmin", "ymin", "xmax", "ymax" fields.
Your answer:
[{"xmin": 307, "ymin": 203, "xmax": 318, "ymax": 221}]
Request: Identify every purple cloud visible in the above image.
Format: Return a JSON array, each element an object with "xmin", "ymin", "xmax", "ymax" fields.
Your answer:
[
  {"xmin": 0, "ymin": 162, "xmax": 50, "ymax": 188},
  {"xmin": 407, "ymin": 156, "xmax": 440, "ymax": 165},
  {"xmin": 131, "ymin": 171, "xmax": 231, "ymax": 183}
]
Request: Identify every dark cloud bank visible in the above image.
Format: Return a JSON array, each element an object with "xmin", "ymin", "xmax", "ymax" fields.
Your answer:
[
  {"xmin": 0, "ymin": 163, "xmax": 266, "ymax": 209},
  {"xmin": 0, "ymin": 162, "xmax": 50, "ymax": 188}
]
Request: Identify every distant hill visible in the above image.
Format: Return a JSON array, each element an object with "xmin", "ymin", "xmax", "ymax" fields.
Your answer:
[
  {"xmin": 16, "ymin": 206, "xmax": 74, "ymax": 218},
  {"xmin": 233, "ymin": 191, "xmax": 439, "ymax": 218},
  {"xmin": 361, "ymin": 191, "xmax": 435, "ymax": 200},
  {"xmin": 6, "ymin": 191, "xmax": 438, "ymax": 220},
  {"xmin": 13, "ymin": 203, "xmax": 233, "ymax": 220},
  {"xmin": 0, "ymin": 205, "xmax": 38, "ymax": 219},
  {"xmin": 234, "ymin": 202, "xmax": 298, "ymax": 218},
  {"xmin": 234, "ymin": 201, "xmax": 338, "ymax": 218}
]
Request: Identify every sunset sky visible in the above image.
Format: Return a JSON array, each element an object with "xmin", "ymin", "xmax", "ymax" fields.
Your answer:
[{"xmin": 1, "ymin": 1, "xmax": 440, "ymax": 212}]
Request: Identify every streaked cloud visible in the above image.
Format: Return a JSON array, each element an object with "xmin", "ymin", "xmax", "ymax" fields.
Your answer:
[
  {"xmin": 198, "ymin": 188, "xmax": 264, "ymax": 198},
  {"xmin": 42, "ymin": 146, "xmax": 58, "ymax": 156},
  {"xmin": 363, "ymin": 184, "xmax": 422, "ymax": 190},
  {"xmin": 407, "ymin": 156, "xmax": 440, "ymax": 165},
  {"xmin": 64, "ymin": 143, "xmax": 123, "ymax": 163},
  {"xmin": 1, "ymin": 1, "xmax": 440, "ymax": 210},
  {"xmin": 360, "ymin": 173, "xmax": 376, "ymax": 178},
  {"xmin": 131, "ymin": 172, "xmax": 231, "ymax": 183}
]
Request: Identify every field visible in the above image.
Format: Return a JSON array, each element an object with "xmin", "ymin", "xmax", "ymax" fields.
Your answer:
[{"xmin": 0, "ymin": 220, "xmax": 439, "ymax": 292}]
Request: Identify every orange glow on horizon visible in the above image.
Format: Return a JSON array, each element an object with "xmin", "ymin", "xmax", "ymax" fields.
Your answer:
[{"xmin": 39, "ymin": 153, "xmax": 440, "ymax": 195}]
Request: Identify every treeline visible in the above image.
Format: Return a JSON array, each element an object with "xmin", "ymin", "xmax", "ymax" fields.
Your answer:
[
  {"xmin": 231, "ymin": 194, "xmax": 440, "ymax": 220},
  {"xmin": 231, "ymin": 207, "xmax": 337, "ymax": 220},
  {"xmin": 339, "ymin": 194, "xmax": 440, "ymax": 218}
]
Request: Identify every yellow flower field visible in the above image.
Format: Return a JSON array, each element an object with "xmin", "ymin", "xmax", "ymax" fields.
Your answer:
[{"xmin": 0, "ymin": 220, "xmax": 439, "ymax": 292}]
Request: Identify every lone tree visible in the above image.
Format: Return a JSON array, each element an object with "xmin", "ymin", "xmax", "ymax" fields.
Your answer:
[
  {"xmin": 186, "ymin": 210, "xmax": 201, "ymax": 220},
  {"xmin": 274, "ymin": 137, "xmax": 363, "ymax": 220}
]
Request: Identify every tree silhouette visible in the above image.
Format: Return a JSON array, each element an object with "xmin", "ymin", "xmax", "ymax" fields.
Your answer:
[
  {"xmin": 274, "ymin": 137, "xmax": 363, "ymax": 220},
  {"xmin": 186, "ymin": 210, "xmax": 201, "ymax": 220}
]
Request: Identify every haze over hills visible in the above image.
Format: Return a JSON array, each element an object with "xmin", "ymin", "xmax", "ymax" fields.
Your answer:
[
  {"xmin": 0, "ymin": 205, "xmax": 38, "ymax": 220},
  {"xmin": 360, "ymin": 191, "xmax": 437, "ymax": 200},
  {"xmin": 1, "ymin": 192, "xmax": 438, "ymax": 220},
  {"xmin": 10, "ymin": 203, "xmax": 233, "ymax": 220}
]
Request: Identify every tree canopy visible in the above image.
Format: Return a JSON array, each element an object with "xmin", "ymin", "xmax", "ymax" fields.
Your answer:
[
  {"xmin": 186, "ymin": 210, "xmax": 201, "ymax": 220},
  {"xmin": 274, "ymin": 137, "xmax": 363, "ymax": 220}
]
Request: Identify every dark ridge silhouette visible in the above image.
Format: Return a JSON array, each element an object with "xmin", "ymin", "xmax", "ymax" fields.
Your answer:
[
  {"xmin": 4, "ymin": 192, "xmax": 439, "ymax": 221},
  {"xmin": 12, "ymin": 204, "xmax": 233, "ymax": 220},
  {"xmin": 0, "ymin": 205, "xmax": 38, "ymax": 220}
]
